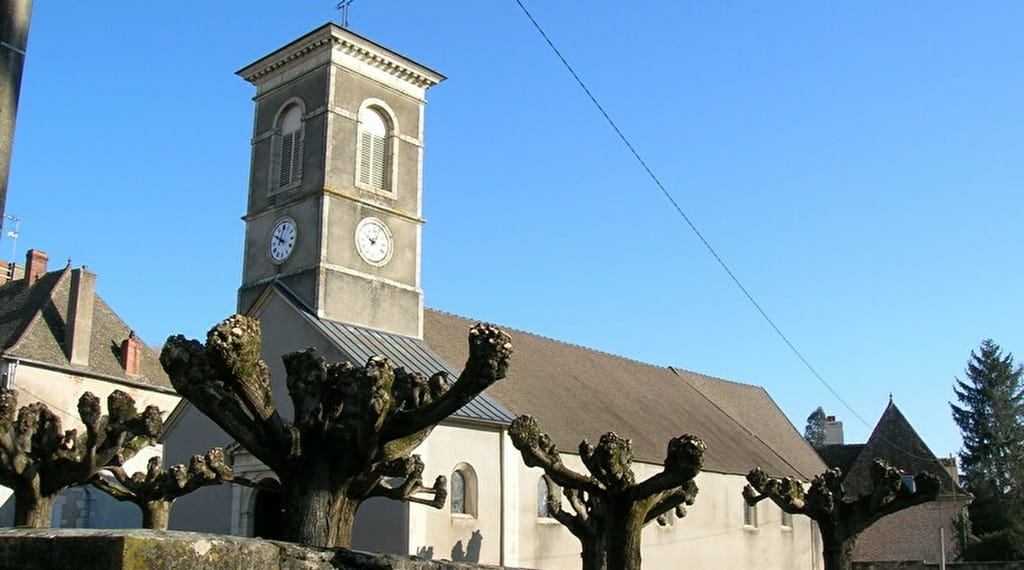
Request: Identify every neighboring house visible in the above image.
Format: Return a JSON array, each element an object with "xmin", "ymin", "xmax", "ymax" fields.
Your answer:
[
  {"xmin": 817, "ymin": 400, "xmax": 968, "ymax": 563},
  {"xmin": 0, "ymin": 250, "xmax": 180, "ymax": 528},
  {"xmin": 162, "ymin": 23, "xmax": 829, "ymax": 569}
]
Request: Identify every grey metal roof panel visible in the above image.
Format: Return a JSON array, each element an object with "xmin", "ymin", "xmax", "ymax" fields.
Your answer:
[{"xmin": 272, "ymin": 282, "xmax": 515, "ymax": 425}]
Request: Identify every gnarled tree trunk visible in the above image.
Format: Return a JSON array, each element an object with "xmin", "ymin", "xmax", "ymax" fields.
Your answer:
[
  {"xmin": 13, "ymin": 486, "xmax": 53, "ymax": 528},
  {"xmin": 142, "ymin": 501, "xmax": 172, "ymax": 530},
  {"xmin": 161, "ymin": 316, "xmax": 511, "ymax": 548}
]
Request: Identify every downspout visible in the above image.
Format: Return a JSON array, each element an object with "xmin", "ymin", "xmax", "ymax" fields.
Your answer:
[{"xmin": 499, "ymin": 425, "xmax": 506, "ymax": 567}]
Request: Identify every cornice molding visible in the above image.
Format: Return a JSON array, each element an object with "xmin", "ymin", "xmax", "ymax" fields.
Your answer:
[{"xmin": 237, "ymin": 24, "xmax": 445, "ymax": 90}]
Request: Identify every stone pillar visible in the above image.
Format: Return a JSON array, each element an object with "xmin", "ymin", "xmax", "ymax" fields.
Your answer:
[{"xmin": 0, "ymin": 0, "xmax": 34, "ymax": 227}]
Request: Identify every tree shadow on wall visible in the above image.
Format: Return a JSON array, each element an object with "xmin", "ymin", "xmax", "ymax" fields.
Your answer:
[
  {"xmin": 451, "ymin": 530, "xmax": 483, "ymax": 563},
  {"xmin": 415, "ymin": 545, "xmax": 434, "ymax": 560}
]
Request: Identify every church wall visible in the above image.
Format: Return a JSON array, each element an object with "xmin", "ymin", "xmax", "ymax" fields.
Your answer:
[
  {"xmin": 164, "ymin": 404, "xmax": 236, "ymax": 534},
  {"xmin": 406, "ymin": 423, "xmax": 505, "ymax": 565},
  {"xmin": 511, "ymin": 455, "xmax": 822, "ymax": 570}
]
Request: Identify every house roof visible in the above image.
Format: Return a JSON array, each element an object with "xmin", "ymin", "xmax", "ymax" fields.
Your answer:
[
  {"xmin": 423, "ymin": 309, "xmax": 826, "ymax": 480},
  {"xmin": 269, "ymin": 282, "xmax": 515, "ymax": 425},
  {"xmin": 0, "ymin": 266, "xmax": 172, "ymax": 391},
  {"xmin": 820, "ymin": 401, "xmax": 957, "ymax": 496}
]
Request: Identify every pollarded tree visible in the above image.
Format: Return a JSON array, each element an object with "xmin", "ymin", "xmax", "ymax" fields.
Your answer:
[
  {"xmin": 804, "ymin": 406, "xmax": 827, "ymax": 448},
  {"xmin": 91, "ymin": 447, "xmax": 261, "ymax": 530},
  {"xmin": 509, "ymin": 415, "xmax": 705, "ymax": 570},
  {"xmin": 951, "ymin": 339, "xmax": 1024, "ymax": 560},
  {"xmin": 160, "ymin": 315, "xmax": 512, "ymax": 548},
  {"xmin": 0, "ymin": 389, "xmax": 163, "ymax": 527},
  {"xmin": 743, "ymin": 460, "xmax": 939, "ymax": 570}
]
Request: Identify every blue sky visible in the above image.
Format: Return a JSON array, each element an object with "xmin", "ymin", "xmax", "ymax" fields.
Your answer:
[{"xmin": 6, "ymin": 1, "xmax": 1023, "ymax": 460}]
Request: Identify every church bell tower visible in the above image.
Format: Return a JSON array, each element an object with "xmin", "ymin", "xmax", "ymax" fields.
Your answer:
[{"xmin": 236, "ymin": 24, "xmax": 444, "ymax": 338}]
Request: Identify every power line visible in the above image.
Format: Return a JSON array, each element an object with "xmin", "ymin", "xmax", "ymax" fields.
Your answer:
[{"xmin": 509, "ymin": 1, "xmax": 887, "ymax": 439}]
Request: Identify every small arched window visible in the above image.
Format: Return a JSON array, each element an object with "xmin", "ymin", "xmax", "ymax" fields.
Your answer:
[
  {"xmin": 537, "ymin": 476, "xmax": 554, "ymax": 518},
  {"xmin": 275, "ymin": 103, "xmax": 304, "ymax": 188},
  {"xmin": 743, "ymin": 500, "xmax": 758, "ymax": 528},
  {"xmin": 450, "ymin": 463, "xmax": 477, "ymax": 517},
  {"xmin": 780, "ymin": 508, "xmax": 793, "ymax": 529},
  {"xmin": 357, "ymin": 106, "xmax": 392, "ymax": 192}
]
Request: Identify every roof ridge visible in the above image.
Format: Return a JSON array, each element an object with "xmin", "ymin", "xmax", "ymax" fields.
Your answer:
[
  {"xmin": 424, "ymin": 307, "xmax": 673, "ymax": 371},
  {"xmin": 668, "ymin": 366, "xmax": 815, "ymax": 480},
  {"xmin": 6, "ymin": 267, "xmax": 72, "ymax": 355}
]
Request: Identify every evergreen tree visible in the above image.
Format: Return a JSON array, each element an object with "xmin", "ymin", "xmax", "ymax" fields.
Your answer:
[
  {"xmin": 950, "ymin": 339, "xmax": 1024, "ymax": 560},
  {"xmin": 804, "ymin": 406, "xmax": 827, "ymax": 448}
]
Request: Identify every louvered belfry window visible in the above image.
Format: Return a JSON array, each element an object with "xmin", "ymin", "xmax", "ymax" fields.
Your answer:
[
  {"xmin": 357, "ymin": 107, "xmax": 390, "ymax": 191},
  {"xmin": 277, "ymin": 105, "xmax": 303, "ymax": 188}
]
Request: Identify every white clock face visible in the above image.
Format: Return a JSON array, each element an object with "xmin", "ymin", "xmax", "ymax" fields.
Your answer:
[
  {"xmin": 355, "ymin": 218, "xmax": 392, "ymax": 265},
  {"xmin": 268, "ymin": 218, "xmax": 297, "ymax": 263}
]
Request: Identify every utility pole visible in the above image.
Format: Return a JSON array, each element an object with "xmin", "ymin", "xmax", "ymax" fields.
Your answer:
[{"xmin": 0, "ymin": 0, "xmax": 33, "ymax": 236}]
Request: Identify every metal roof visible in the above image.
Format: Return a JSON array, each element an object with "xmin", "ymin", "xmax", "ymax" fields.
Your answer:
[{"xmin": 273, "ymin": 282, "xmax": 515, "ymax": 425}]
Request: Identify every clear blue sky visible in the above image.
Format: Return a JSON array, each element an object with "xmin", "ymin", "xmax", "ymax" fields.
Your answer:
[{"xmin": 6, "ymin": 1, "xmax": 1023, "ymax": 460}]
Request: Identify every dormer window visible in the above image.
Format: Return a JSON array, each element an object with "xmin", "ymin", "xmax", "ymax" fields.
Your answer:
[
  {"xmin": 356, "ymin": 105, "xmax": 393, "ymax": 193},
  {"xmin": 274, "ymin": 103, "xmax": 304, "ymax": 189}
]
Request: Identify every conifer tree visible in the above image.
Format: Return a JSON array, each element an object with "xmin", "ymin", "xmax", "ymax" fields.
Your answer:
[
  {"xmin": 804, "ymin": 406, "xmax": 827, "ymax": 448},
  {"xmin": 951, "ymin": 339, "xmax": 1024, "ymax": 560}
]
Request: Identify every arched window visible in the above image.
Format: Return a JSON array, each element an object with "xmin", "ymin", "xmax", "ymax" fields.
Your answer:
[
  {"xmin": 537, "ymin": 476, "xmax": 554, "ymax": 518},
  {"xmin": 275, "ymin": 103, "xmax": 304, "ymax": 189},
  {"xmin": 450, "ymin": 463, "xmax": 477, "ymax": 517},
  {"xmin": 743, "ymin": 500, "xmax": 758, "ymax": 528},
  {"xmin": 780, "ymin": 508, "xmax": 793, "ymax": 529},
  {"xmin": 357, "ymin": 105, "xmax": 392, "ymax": 192}
]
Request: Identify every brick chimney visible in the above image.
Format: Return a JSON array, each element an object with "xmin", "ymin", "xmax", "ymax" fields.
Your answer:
[
  {"xmin": 120, "ymin": 331, "xmax": 143, "ymax": 377},
  {"xmin": 24, "ymin": 249, "xmax": 48, "ymax": 286},
  {"xmin": 66, "ymin": 267, "xmax": 96, "ymax": 366}
]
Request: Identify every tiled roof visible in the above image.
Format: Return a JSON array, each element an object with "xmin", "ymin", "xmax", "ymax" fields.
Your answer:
[
  {"xmin": 0, "ymin": 267, "xmax": 172, "ymax": 390},
  {"xmin": 821, "ymin": 401, "xmax": 957, "ymax": 496},
  {"xmin": 423, "ymin": 309, "xmax": 826, "ymax": 479},
  {"xmin": 272, "ymin": 282, "xmax": 515, "ymax": 425},
  {"xmin": 817, "ymin": 443, "xmax": 865, "ymax": 475}
]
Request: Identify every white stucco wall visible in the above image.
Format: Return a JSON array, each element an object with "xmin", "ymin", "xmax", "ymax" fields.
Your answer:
[{"xmin": 397, "ymin": 424, "xmax": 825, "ymax": 570}]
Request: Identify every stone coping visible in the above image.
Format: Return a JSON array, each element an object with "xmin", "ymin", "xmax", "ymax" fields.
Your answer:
[{"xmin": 0, "ymin": 529, "xmax": 528, "ymax": 570}]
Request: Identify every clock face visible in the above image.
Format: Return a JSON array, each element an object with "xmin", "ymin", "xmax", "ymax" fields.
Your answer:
[
  {"xmin": 268, "ymin": 218, "xmax": 297, "ymax": 263},
  {"xmin": 355, "ymin": 217, "xmax": 392, "ymax": 265}
]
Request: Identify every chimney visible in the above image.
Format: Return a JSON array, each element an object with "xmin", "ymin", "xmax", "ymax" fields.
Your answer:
[
  {"xmin": 120, "ymin": 331, "xmax": 143, "ymax": 377},
  {"xmin": 824, "ymin": 416, "xmax": 844, "ymax": 445},
  {"xmin": 66, "ymin": 267, "xmax": 96, "ymax": 366},
  {"xmin": 24, "ymin": 249, "xmax": 48, "ymax": 285}
]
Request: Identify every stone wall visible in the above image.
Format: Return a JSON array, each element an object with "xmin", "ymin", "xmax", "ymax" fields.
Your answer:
[
  {"xmin": 0, "ymin": 529, "xmax": 529, "ymax": 570},
  {"xmin": 856, "ymin": 562, "xmax": 1024, "ymax": 570}
]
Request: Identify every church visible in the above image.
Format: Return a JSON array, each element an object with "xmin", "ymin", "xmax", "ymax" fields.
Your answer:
[{"xmin": 162, "ymin": 23, "xmax": 827, "ymax": 569}]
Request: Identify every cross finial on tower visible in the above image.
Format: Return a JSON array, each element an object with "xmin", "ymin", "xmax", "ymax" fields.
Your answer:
[{"xmin": 335, "ymin": 0, "xmax": 357, "ymax": 28}]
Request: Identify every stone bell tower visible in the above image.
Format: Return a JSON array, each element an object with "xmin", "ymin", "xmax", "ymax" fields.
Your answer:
[{"xmin": 236, "ymin": 24, "xmax": 444, "ymax": 338}]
